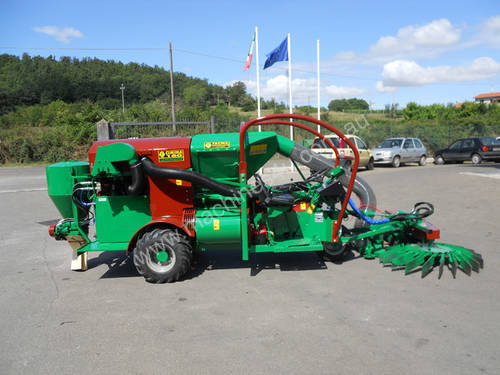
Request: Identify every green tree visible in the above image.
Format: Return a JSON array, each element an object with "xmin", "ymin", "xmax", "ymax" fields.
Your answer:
[
  {"xmin": 226, "ymin": 81, "xmax": 247, "ymax": 106},
  {"xmin": 328, "ymin": 98, "xmax": 368, "ymax": 111}
]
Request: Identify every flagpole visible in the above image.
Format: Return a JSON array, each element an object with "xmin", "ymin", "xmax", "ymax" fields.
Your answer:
[
  {"xmin": 287, "ymin": 33, "xmax": 293, "ymax": 171},
  {"xmin": 287, "ymin": 33, "xmax": 293, "ymax": 137},
  {"xmin": 317, "ymin": 39, "xmax": 321, "ymax": 133},
  {"xmin": 255, "ymin": 26, "xmax": 261, "ymax": 131}
]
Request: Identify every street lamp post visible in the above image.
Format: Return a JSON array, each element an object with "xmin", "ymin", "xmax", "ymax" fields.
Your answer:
[{"xmin": 120, "ymin": 83, "xmax": 125, "ymax": 114}]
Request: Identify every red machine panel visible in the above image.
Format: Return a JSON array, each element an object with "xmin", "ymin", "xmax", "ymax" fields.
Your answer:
[{"xmin": 88, "ymin": 137, "xmax": 194, "ymax": 230}]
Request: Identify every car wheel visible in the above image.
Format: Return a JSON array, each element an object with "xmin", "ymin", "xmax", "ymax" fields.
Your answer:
[
  {"xmin": 471, "ymin": 153, "xmax": 482, "ymax": 165},
  {"xmin": 419, "ymin": 155, "xmax": 426, "ymax": 166},
  {"xmin": 366, "ymin": 158, "xmax": 375, "ymax": 170},
  {"xmin": 391, "ymin": 156, "xmax": 400, "ymax": 168},
  {"xmin": 434, "ymin": 155, "xmax": 445, "ymax": 165}
]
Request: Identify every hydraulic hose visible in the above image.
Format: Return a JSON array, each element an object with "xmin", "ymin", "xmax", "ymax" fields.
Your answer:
[
  {"xmin": 127, "ymin": 161, "xmax": 146, "ymax": 195},
  {"xmin": 141, "ymin": 157, "xmax": 240, "ymax": 197},
  {"xmin": 348, "ymin": 197, "xmax": 390, "ymax": 225},
  {"xmin": 338, "ymin": 173, "xmax": 378, "ymax": 229}
]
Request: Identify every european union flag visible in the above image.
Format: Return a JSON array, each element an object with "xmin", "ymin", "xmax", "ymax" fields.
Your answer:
[{"xmin": 263, "ymin": 37, "xmax": 288, "ymax": 69}]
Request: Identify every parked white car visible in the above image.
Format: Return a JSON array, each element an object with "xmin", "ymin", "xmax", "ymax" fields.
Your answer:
[{"xmin": 373, "ymin": 138, "xmax": 427, "ymax": 168}]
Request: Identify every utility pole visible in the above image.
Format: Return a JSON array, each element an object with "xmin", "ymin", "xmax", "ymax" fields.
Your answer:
[
  {"xmin": 120, "ymin": 83, "xmax": 125, "ymax": 114},
  {"xmin": 169, "ymin": 42, "xmax": 176, "ymax": 134},
  {"xmin": 316, "ymin": 39, "xmax": 321, "ymax": 133}
]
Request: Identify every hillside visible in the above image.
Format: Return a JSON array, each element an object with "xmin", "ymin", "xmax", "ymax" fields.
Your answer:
[{"xmin": 0, "ymin": 54, "xmax": 499, "ymax": 165}]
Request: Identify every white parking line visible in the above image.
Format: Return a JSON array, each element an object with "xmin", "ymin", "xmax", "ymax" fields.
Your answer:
[
  {"xmin": 0, "ymin": 187, "xmax": 48, "ymax": 194},
  {"xmin": 460, "ymin": 172, "xmax": 500, "ymax": 180}
]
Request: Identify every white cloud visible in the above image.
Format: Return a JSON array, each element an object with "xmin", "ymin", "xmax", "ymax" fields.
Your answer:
[
  {"xmin": 380, "ymin": 57, "xmax": 500, "ymax": 87},
  {"xmin": 478, "ymin": 15, "xmax": 500, "ymax": 48},
  {"xmin": 34, "ymin": 26, "xmax": 83, "ymax": 43},
  {"xmin": 240, "ymin": 75, "xmax": 367, "ymax": 104},
  {"xmin": 375, "ymin": 81, "xmax": 398, "ymax": 93},
  {"xmin": 334, "ymin": 18, "xmax": 462, "ymax": 64}
]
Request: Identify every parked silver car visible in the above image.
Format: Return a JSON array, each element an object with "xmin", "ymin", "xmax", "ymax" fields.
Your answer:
[{"xmin": 373, "ymin": 138, "xmax": 427, "ymax": 168}]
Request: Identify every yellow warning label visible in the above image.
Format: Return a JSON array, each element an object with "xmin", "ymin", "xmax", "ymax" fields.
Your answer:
[
  {"xmin": 249, "ymin": 144, "xmax": 267, "ymax": 156},
  {"xmin": 204, "ymin": 141, "xmax": 230, "ymax": 149},
  {"xmin": 307, "ymin": 204, "xmax": 316, "ymax": 214},
  {"xmin": 213, "ymin": 219, "xmax": 220, "ymax": 231},
  {"xmin": 176, "ymin": 180, "xmax": 182, "ymax": 186},
  {"xmin": 158, "ymin": 149, "xmax": 184, "ymax": 162},
  {"xmin": 300, "ymin": 202, "xmax": 307, "ymax": 211}
]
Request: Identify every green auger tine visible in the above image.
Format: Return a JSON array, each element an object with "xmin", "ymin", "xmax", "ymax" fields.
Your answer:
[
  {"xmin": 370, "ymin": 241, "xmax": 482, "ymax": 278},
  {"xmin": 454, "ymin": 250, "xmax": 472, "ymax": 276},
  {"xmin": 421, "ymin": 254, "xmax": 437, "ymax": 278},
  {"xmin": 474, "ymin": 251, "xmax": 484, "ymax": 268},
  {"xmin": 458, "ymin": 249, "xmax": 479, "ymax": 276},
  {"xmin": 405, "ymin": 253, "xmax": 428, "ymax": 275},
  {"xmin": 469, "ymin": 257, "xmax": 480, "ymax": 273},
  {"xmin": 392, "ymin": 249, "xmax": 422, "ymax": 267},
  {"xmin": 438, "ymin": 253, "xmax": 445, "ymax": 279},
  {"xmin": 450, "ymin": 254, "xmax": 457, "ymax": 278},
  {"xmin": 460, "ymin": 249, "xmax": 478, "ymax": 273},
  {"xmin": 466, "ymin": 250, "xmax": 483, "ymax": 272},
  {"xmin": 379, "ymin": 248, "xmax": 404, "ymax": 264}
]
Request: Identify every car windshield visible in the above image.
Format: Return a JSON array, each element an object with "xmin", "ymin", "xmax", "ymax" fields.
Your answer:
[
  {"xmin": 480, "ymin": 137, "xmax": 500, "ymax": 146},
  {"xmin": 378, "ymin": 139, "xmax": 402, "ymax": 148},
  {"xmin": 312, "ymin": 137, "xmax": 340, "ymax": 149}
]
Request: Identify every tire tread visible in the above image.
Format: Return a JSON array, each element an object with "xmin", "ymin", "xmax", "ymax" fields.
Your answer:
[{"xmin": 133, "ymin": 228, "xmax": 192, "ymax": 283}]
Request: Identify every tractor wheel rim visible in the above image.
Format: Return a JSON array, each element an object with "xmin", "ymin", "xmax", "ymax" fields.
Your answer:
[
  {"xmin": 156, "ymin": 251, "xmax": 169, "ymax": 262},
  {"xmin": 146, "ymin": 247, "xmax": 176, "ymax": 273}
]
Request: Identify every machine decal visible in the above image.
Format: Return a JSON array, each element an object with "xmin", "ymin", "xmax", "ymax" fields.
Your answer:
[
  {"xmin": 158, "ymin": 149, "xmax": 184, "ymax": 162},
  {"xmin": 249, "ymin": 144, "xmax": 267, "ymax": 155},
  {"xmin": 204, "ymin": 141, "xmax": 230, "ymax": 149},
  {"xmin": 213, "ymin": 219, "xmax": 220, "ymax": 231}
]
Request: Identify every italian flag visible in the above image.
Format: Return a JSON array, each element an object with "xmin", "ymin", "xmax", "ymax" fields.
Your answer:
[{"xmin": 243, "ymin": 32, "xmax": 255, "ymax": 71}]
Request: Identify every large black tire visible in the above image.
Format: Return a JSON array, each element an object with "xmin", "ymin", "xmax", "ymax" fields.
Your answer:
[
  {"xmin": 321, "ymin": 241, "xmax": 348, "ymax": 261},
  {"xmin": 391, "ymin": 155, "xmax": 401, "ymax": 168},
  {"xmin": 366, "ymin": 157, "xmax": 375, "ymax": 170},
  {"xmin": 133, "ymin": 228, "xmax": 192, "ymax": 283}
]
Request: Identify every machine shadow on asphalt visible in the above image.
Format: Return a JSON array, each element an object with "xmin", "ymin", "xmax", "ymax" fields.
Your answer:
[{"xmin": 86, "ymin": 250, "xmax": 363, "ymax": 281}]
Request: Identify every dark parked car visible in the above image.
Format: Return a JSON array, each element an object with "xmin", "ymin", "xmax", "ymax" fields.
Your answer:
[{"xmin": 434, "ymin": 137, "xmax": 500, "ymax": 165}]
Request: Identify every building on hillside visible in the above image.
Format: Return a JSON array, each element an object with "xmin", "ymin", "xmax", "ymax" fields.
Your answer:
[{"xmin": 474, "ymin": 92, "xmax": 500, "ymax": 104}]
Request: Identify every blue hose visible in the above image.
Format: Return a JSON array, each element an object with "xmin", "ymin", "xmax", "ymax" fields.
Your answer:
[
  {"xmin": 348, "ymin": 197, "xmax": 390, "ymax": 224},
  {"xmin": 80, "ymin": 189, "xmax": 92, "ymax": 207}
]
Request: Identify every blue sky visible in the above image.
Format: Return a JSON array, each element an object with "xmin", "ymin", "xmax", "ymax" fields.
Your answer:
[{"xmin": 1, "ymin": 0, "xmax": 499, "ymax": 109}]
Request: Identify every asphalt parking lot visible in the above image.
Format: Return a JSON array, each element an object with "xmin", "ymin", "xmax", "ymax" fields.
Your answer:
[{"xmin": 1, "ymin": 162, "xmax": 499, "ymax": 375}]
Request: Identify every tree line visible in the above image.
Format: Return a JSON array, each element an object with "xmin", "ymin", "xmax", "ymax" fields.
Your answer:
[
  {"xmin": 1, "ymin": 53, "xmax": 499, "ymax": 165},
  {"xmin": 0, "ymin": 54, "xmax": 270, "ymax": 114}
]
